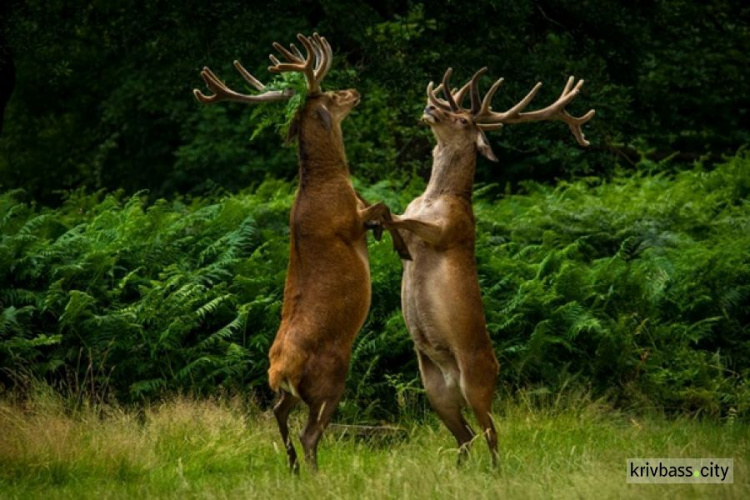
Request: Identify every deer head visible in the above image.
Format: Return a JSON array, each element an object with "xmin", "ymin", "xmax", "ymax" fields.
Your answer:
[
  {"xmin": 423, "ymin": 68, "xmax": 595, "ymax": 161},
  {"xmin": 193, "ymin": 33, "xmax": 359, "ymax": 138}
]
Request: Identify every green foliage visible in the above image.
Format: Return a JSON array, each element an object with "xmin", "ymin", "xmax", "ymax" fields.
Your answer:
[
  {"xmin": 248, "ymin": 72, "xmax": 308, "ymax": 142},
  {"xmin": 474, "ymin": 152, "xmax": 750, "ymax": 418},
  {"xmin": 2, "ymin": 153, "xmax": 749, "ymax": 419},
  {"xmin": 0, "ymin": 180, "xmax": 295, "ymax": 400}
]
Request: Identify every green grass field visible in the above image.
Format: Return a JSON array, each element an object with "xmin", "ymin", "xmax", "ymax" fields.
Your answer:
[{"xmin": 0, "ymin": 389, "xmax": 746, "ymax": 499}]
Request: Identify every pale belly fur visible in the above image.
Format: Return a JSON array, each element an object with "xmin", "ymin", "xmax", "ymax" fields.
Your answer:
[
  {"xmin": 402, "ymin": 254, "xmax": 462, "ymax": 388},
  {"xmin": 401, "ymin": 197, "xmax": 464, "ymax": 387}
]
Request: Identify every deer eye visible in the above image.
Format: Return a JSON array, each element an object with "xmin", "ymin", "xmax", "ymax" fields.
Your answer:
[{"xmin": 459, "ymin": 118, "xmax": 468, "ymax": 125}]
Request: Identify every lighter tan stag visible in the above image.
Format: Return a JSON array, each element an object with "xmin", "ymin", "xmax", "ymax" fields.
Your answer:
[
  {"xmin": 194, "ymin": 33, "xmax": 409, "ymax": 472},
  {"xmin": 384, "ymin": 68, "xmax": 594, "ymax": 465}
]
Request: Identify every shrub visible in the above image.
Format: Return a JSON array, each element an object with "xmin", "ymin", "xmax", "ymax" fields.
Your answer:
[{"xmin": 1, "ymin": 153, "xmax": 748, "ymax": 418}]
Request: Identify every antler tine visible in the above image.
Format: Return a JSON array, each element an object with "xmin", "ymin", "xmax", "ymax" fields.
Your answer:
[
  {"xmin": 503, "ymin": 82, "xmax": 543, "ymax": 118},
  {"xmin": 289, "ymin": 42, "xmax": 305, "ymax": 60},
  {"xmin": 272, "ymin": 42, "xmax": 302, "ymax": 64},
  {"xmin": 453, "ymin": 81, "xmax": 472, "ymax": 109},
  {"xmin": 193, "ymin": 66, "xmax": 292, "ymax": 105},
  {"xmin": 561, "ymin": 75, "xmax": 576, "ymax": 94},
  {"xmin": 309, "ymin": 34, "xmax": 324, "ymax": 79},
  {"xmin": 474, "ymin": 81, "xmax": 543, "ymax": 124},
  {"xmin": 193, "ymin": 67, "xmax": 225, "ymax": 104},
  {"xmin": 427, "ymin": 81, "xmax": 452, "ymax": 111},
  {"xmin": 269, "ymin": 54, "xmax": 282, "ymax": 66},
  {"xmin": 323, "ymin": 37, "xmax": 334, "ymax": 77},
  {"xmin": 561, "ymin": 108, "xmax": 596, "ymax": 146},
  {"xmin": 233, "ymin": 60, "xmax": 265, "ymax": 91},
  {"xmin": 475, "ymin": 122, "xmax": 505, "ymax": 131},
  {"xmin": 312, "ymin": 33, "xmax": 332, "ymax": 82},
  {"xmin": 309, "ymin": 35, "xmax": 323, "ymax": 67},
  {"xmin": 441, "ymin": 68, "xmax": 459, "ymax": 112},
  {"xmin": 476, "ymin": 77, "xmax": 504, "ymax": 117},
  {"xmin": 469, "ymin": 67, "xmax": 488, "ymax": 114}
]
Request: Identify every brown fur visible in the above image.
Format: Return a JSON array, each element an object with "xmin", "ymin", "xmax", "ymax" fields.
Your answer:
[
  {"xmin": 384, "ymin": 102, "xmax": 501, "ymax": 466},
  {"xmin": 194, "ymin": 35, "xmax": 409, "ymax": 472},
  {"xmin": 268, "ymin": 90, "xmax": 407, "ymax": 472},
  {"xmin": 269, "ymin": 92, "xmax": 369, "ymax": 395}
]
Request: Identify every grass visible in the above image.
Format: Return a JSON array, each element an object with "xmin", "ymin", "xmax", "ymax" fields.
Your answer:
[{"xmin": 0, "ymin": 388, "xmax": 747, "ymax": 499}]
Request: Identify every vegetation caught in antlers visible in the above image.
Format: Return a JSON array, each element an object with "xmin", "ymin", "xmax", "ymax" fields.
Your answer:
[{"xmin": 193, "ymin": 33, "xmax": 332, "ymax": 105}]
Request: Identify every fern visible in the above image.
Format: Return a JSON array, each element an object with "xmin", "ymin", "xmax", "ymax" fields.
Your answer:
[
  {"xmin": 2, "ymin": 154, "xmax": 750, "ymax": 417},
  {"xmin": 248, "ymin": 72, "xmax": 308, "ymax": 141}
]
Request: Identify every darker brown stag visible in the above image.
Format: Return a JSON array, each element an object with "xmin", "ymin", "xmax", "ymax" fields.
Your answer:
[
  {"xmin": 194, "ymin": 33, "xmax": 409, "ymax": 472},
  {"xmin": 384, "ymin": 68, "xmax": 594, "ymax": 465}
]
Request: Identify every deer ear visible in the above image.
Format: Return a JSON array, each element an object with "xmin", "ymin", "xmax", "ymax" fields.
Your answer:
[
  {"xmin": 285, "ymin": 115, "xmax": 301, "ymax": 143},
  {"xmin": 316, "ymin": 105, "xmax": 333, "ymax": 131},
  {"xmin": 476, "ymin": 130, "xmax": 498, "ymax": 162}
]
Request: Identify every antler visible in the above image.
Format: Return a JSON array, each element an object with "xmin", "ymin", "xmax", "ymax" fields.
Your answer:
[
  {"xmin": 474, "ymin": 74, "xmax": 595, "ymax": 146},
  {"xmin": 426, "ymin": 68, "xmax": 471, "ymax": 113},
  {"xmin": 268, "ymin": 33, "xmax": 332, "ymax": 94},
  {"xmin": 193, "ymin": 33, "xmax": 332, "ymax": 105},
  {"xmin": 193, "ymin": 61, "xmax": 293, "ymax": 104},
  {"xmin": 427, "ymin": 68, "xmax": 595, "ymax": 146}
]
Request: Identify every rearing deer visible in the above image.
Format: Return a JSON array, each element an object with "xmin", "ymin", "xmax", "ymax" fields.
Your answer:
[
  {"xmin": 194, "ymin": 33, "xmax": 409, "ymax": 472},
  {"xmin": 384, "ymin": 68, "xmax": 594, "ymax": 465}
]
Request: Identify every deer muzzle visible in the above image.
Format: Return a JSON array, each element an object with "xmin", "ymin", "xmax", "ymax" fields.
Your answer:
[{"xmin": 422, "ymin": 105, "xmax": 440, "ymax": 124}]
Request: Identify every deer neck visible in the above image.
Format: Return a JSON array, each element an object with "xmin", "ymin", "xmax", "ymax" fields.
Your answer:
[
  {"xmin": 424, "ymin": 142, "xmax": 477, "ymax": 200},
  {"xmin": 296, "ymin": 118, "xmax": 350, "ymax": 183}
]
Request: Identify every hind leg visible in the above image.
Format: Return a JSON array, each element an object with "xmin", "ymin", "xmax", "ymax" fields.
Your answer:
[
  {"xmin": 298, "ymin": 391, "xmax": 343, "ymax": 472},
  {"xmin": 273, "ymin": 390, "xmax": 300, "ymax": 472},
  {"xmin": 460, "ymin": 352, "xmax": 499, "ymax": 466},
  {"xmin": 417, "ymin": 350, "xmax": 475, "ymax": 464}
]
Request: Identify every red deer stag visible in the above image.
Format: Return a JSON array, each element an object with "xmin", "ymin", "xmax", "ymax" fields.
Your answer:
[
  {"xmin": 194, "ymin": 33, "xmax": 409, "ymax": 472},
  {"xmin": 383, "ymin": 68, "xmax": 594, "ymax": 465}
]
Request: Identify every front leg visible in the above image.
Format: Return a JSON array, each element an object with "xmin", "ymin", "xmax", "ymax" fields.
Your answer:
[
  {"xmin": 358, "ymin": 203, "xmax": 412, "ymax": 261},
  {"xmin": 357, "ymin": 201, "xmax": 388, "ymax": 223},
  {"xmin": 383, "ymin": 215, "xmax": 445, "ymax": 247},
  {"xmin": 358, "ymin": 200, "xmax": 384, "ymax": 241},
  {"xmin": 355, "ymin": 191, "xmax": 383, "ymax": 241}
]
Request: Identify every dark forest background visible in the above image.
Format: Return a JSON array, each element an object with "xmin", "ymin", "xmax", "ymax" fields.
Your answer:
[
  {"xmin": 2, "ymin": 0, "xmax": 748, "ymax": 202},
  {"xmin": 1, "ymin": 1, "xmax": 749, "ymax": 420}
]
